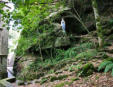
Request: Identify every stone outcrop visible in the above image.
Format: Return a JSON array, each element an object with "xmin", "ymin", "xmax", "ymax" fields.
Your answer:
[{"xmin": 27, "ymin": 23, "xmax": 71, "ymax": 53}]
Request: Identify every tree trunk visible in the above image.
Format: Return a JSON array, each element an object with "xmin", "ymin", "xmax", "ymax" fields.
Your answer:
[{"xmin": 91, "ymin": 0, "xmax": 104, "ymax": 48}]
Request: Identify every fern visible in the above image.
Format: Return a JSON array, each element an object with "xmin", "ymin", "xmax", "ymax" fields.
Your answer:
[
  {"xmin": 75, "ymin": 49, "xmax": 97, "ymax": 60},
  {"xmin": 104, "ymin": 63, "xmax": 113, "ymax": 73},
  {"xmin": 98, "ymin": 60, "xmax": 113, "ymax": 76},
  {"xmin": 98, "ymin": 61, "xmax": 112, "ymax": 71}
]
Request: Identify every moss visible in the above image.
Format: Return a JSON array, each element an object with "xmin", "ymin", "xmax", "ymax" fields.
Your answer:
[
  {"xmin": 55, "ymin": 78, "xmax": 79, "ymax": 87},
  {"xmin": 55, "ymin": 82, "xmax": 65, "ymax": 87},
  {"xmin": 55, "ymin": 81, "xmax": 72, "ymax": 87},
  {"xmin": 77, "ymin": 63, "xmax": 95, "ymax": 77},
  {"xmin": 61, "ymin": 77, "xmax": 80, "ymax": 86},
  {"xmin": 71, "ymin": 77, "xmax": 79, "ymax": 81},
  {"xmin": 57, "ymin": 75, "xmax": 68, "ymax": 80},
  {"xmin": 105, "ymin": 57, "xmax": 113, "ymax": 62},
  {"xmin": 50, "ymin": 75, "xmax": 68, "ymax": 82}
]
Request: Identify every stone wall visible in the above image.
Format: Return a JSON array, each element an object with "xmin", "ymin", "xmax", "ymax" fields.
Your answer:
[
  {"xmin": 0, "ymin": 56, "xmax": 7, "ymax": 79},
  {"xmin": 0, "ymin": 13, "xmax": 8, "ymax": 79},
  {"xmin": 0, "ymin": 28, "xmax": 8, "ymax": 55}
]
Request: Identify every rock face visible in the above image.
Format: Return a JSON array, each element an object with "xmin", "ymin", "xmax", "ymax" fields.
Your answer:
[
  {"xmin": 28, "ymin": 23, "xmax": 71, "ymax": 53},
  {"xmin": 55, "ymin": 37, "xmax": 70, "ymax": 47}
]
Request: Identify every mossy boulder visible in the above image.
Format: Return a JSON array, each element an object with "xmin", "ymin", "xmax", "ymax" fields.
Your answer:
[{"xmin": 77, "ymin": 63, "xmax": 95, "ymax": 77}]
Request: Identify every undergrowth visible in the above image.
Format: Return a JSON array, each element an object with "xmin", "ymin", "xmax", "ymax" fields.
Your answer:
[{"xmin": 18, "ymin": 42, "xmax": 97, "ymax": 81}]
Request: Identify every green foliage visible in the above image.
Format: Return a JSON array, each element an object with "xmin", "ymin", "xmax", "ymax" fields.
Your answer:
[
  {"xmin": 16, "ymin": 35, "xmax": 38, "ymax": 55},
  {"xmin": 17, "ymin": 68, "xmax": 38, "ymax": 81},
  {"xmin": 75, "ymin": 49, "xmax": 97, "ymax": 60},
  {"xmin": 71, "ymin": 77, "xmax": 79, "ymax": 81},
  {"xmin": 40, "ymin": 77, "xmax": 48, "ymax": 84},
  {"xmin": 108, "ymin": 19, "xmax": 113, "ymax": 25},
  {"xmin": 55, "ymin": 82, "xmax": 65, "ymax": 87},
  {"xmin": 50, "ymin": 75, "xmax": 68, "ymax": 82},
  {"xmin": 74, "ymin": 42, "xmax": 95, "ymax": 52},
  {"xmin": 17, "ymin": 42, "xmax": 96, "ymax": 81},
  {"xmin": 68, "ymin": 65, "xmax": 76, "ymax": 72},
  {"xmin": 104, "ymin": 63, "xmax": 113, "ymax": 73},
  {"xmin": 98, "ymin": 61, "xmax": 112, "ymax": 71},
  {"xmin": 54, "ymin": 42, "xmax": 95, "ymax": 61},
  {"xmin": 48, "ymin": 69, "xmax": 55, "ymax": 74},
  {"xmin": 0, "ymin": 3, "xmax": 11, "ymax": 30},
  {"xmin": 64, "ymin": 48, "xmax": 77, "ymax": 58},
  {"xmin": 105, "ymin": 57, "xmax": 113, "ymax": 62},
  {"xmin": 14, "ymin": 0, "xmax": 66, "ymax": 56},
  {"xmin": 98, "ymin": 58, "xmax": 113, "ymax": 76},
  {"xmin": 55, "ymin": 77, "xmax": 79, "ymax": 87},
  {"xmin": 54, "ymin": 48, "xmax": 76, "ymax": 61}
]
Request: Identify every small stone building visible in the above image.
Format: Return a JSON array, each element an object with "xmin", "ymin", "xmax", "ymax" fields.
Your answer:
[{"xmin": 0, "ymin": 14, "xmax": 8, "ymax": 79}]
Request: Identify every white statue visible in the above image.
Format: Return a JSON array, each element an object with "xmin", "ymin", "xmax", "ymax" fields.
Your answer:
[{"xmin": 61, "ymin": 18, "xmax": 66, "ymax": 33}]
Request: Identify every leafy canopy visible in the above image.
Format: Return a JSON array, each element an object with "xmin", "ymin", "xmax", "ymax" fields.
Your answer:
[{"xmin": 12, "ymin": 0, "xmax": 65, "ymax": 55}]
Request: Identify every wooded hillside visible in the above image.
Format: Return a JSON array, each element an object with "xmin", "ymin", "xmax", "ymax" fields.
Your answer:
[{"xmin": 1, "ymin": 0, "xmax": 113, "ymax": 87}]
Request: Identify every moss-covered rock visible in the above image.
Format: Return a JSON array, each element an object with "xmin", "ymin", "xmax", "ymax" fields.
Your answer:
[
  {"xmin": 77, "ymin": 63, "xmax": 95, "ymax": 77},
  {"xmin": 28, "ymin": 28, "xmax": 71, "ymax": 53}
]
